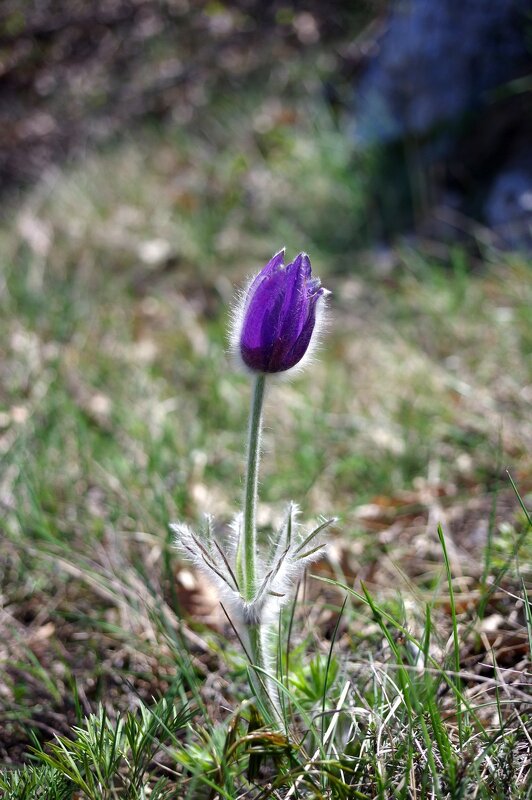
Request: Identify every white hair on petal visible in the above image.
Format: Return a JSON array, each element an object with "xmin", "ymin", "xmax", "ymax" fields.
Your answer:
[
  {"xmin": 226, "ymin": 248, "xmax": 329, "ymax": 379},
  {"xmin": 278, "ymin": 287, "xmax": 330, "ymax": 381}
]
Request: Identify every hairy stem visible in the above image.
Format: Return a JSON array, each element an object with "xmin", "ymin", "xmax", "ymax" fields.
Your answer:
[
  {"xmin": 241, "ymin": 373, "xmax": 266, "ymax": 602},
  {"xmin": 246, "ymin": 624, "xmax": 272, "ymax": 714},
  {"xmin": 238, "ymin": 374, "xmax": 279, "ymax": 719}
]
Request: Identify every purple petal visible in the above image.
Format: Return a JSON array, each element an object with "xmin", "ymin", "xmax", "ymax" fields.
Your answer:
[
  {"xmin": 246, "ymin": 249, "xmax": 285, "ymax": 299},
  {"xmin": 241, "ymin": 267, "xmax": 286, "ymax": 349},
  {"xmin": 277, "ymin": 288, "xmax": 324, "ymax": 371}
]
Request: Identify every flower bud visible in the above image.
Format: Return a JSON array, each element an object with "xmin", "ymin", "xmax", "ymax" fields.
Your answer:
[{"xmin": 231, "ymin": 249, "xmax": 328, "ymax": 374}]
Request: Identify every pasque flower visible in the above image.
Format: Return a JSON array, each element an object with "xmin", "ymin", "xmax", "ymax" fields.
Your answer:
[
  {"xmin": 232, "ymin": 249, "xmax": 328, "ymax": 374},
  {"xmin": 173, "ymin": 247, "xmax": 334, "ymax": 720}
]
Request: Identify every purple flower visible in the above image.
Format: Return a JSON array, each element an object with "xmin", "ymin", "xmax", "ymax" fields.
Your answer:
[{"xmin": 232, "ymin": 249, "xmax": 328, "ymax": 374}]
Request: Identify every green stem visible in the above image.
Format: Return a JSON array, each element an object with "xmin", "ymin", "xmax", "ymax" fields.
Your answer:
[
  {"xmin": 241, "ymin": 373, "xmax": 266, "ymax": 602},
  {"xmin": 247, "ymin": 624, "xmax": 271, "ymax": 714},
  {"xmin": 238, "ymin": 374, "xmax": 278, "ymax": 719}
]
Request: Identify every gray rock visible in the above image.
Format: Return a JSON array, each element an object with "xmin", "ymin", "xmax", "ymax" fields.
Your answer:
[
  {"xmin": 354, "ymin": 0, "xmax": 531, "ymax": 144},
  {"xmin": 351, "ymin": 0, "xmax": 532, "ymax": 246},
  {"xmin": 485, "ymin": 148, "xmax": 532, "ymax": 248}
]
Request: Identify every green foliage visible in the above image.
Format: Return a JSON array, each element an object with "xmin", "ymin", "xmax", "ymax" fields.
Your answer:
[
  {"xmin": 289, "ymin": 653, "xmax": 340, "ymax": 708},
  {"xmin": 0, "ymin": 766, "xmax": 73, "ymax": 800},
  {"xmin": 25, "ymin": 697, "xmax": 192, "ymax": 800}
]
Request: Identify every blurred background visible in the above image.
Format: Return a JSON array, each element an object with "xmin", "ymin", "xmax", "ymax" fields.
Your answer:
[
  {"xmin": 1, "ymin": 0, "xmax": 531, "ymax": 769},
  {"xmin": 2, "ymin": 0, "xmax": 532, "ymax": 245}
]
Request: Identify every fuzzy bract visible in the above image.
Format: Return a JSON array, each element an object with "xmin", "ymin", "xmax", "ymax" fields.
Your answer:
[{"xmin": 171, "ymin": 506, "xmax": 333, "ymax": 629}]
